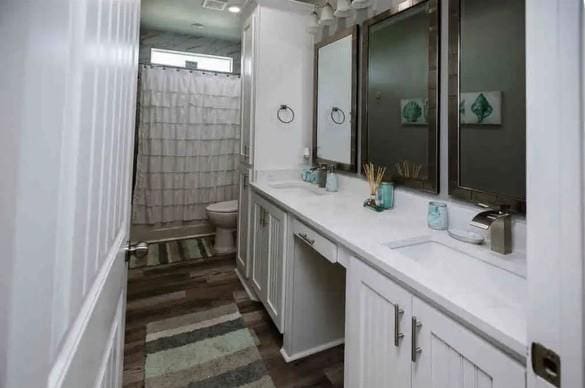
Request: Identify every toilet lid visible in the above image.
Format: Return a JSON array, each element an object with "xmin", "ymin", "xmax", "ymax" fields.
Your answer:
[{"xmin": 207, "ymin": 200, "xmax": 238, "ymax": 213}]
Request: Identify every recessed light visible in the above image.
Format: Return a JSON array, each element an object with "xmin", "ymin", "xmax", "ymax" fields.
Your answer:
[
  {"xmin": 192, "ymin": 23, "xmax": 205, "ymax": 29},
  {"xmin": 227, "ymin": 5, "xmax": 241, "ymax": 13}
]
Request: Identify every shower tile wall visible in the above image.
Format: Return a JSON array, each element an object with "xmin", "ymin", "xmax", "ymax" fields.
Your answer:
[{"xmin": 140, "ymin": 29, "xmax": 242, "ymax": 73}]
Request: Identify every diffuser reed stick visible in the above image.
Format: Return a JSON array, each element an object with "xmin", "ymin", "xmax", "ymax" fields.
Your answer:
[{"xmin": 363, "ymin": 162, "xmax": 386, "ymax": 197}]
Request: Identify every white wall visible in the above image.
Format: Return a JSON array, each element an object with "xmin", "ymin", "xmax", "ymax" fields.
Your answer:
[{"xmin": 253, "ymin": 4, "xmax": 314, "ymax": 171}]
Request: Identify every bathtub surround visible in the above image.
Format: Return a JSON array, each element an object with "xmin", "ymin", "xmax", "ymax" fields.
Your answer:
[
  {"xmin": 132, "ymin": 65, "xmax": 241, "ymax": 225},
  {"xmin": 140, "ymin": 29, "xmax": 242, "ymax": 74}
]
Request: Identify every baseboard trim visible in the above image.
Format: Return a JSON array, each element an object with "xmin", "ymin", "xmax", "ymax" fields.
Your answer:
[
  {"xmin": 234, "ymin": 268, "xmax": 258, "ymax": 302},
  {"xmin": 280, "ymin": 338, "xmax": 345, "ymax": 363}
]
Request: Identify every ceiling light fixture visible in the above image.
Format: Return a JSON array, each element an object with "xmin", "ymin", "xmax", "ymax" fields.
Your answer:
[
  {"xmin": 351, "ymin": 0, "xmax": 372, "ymax": 9},
  {"xmin": 307, "ymin": 12, "xmax": 320, "ymax": 34},
  {"xmin": 318, "ymin": 3, "xmax": 335, "ymax": 26},
  {"xmin": 334, "ymin": 0, "xmax": 352, "ymax": 17},
  {"xmin": 192, "ymin": 23, "xmax": 205, "ymax": 29},
  {"xmin": 227, "ymin": 5, "xmax": 241, "ymax": 13}
]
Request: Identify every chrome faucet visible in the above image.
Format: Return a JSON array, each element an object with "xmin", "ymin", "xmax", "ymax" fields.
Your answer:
[{"xmin": 470, "ymin": 205, "xmax": 512, "ymax": 255}]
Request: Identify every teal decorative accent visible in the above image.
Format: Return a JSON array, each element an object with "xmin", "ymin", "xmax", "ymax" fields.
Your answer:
[
  {"xmin": 470, "ymin": 93, "xmax": 493, "ymax": 123},
  {"xmin": 459, "ymin": 99, "xmax": 466, "ymax": 116},
  {"xmin": 402, "ymin": 100, "xmax": 422, "ymax": 123}
]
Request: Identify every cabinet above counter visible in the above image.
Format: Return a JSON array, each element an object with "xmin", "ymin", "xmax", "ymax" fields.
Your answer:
[{"xmin": 249, "ymin": 171, "xmax": 527, "ymax": 362}]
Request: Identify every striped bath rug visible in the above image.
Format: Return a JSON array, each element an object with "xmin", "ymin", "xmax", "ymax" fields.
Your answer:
[
  {"xmin": 144, "ymin": 303, "xmax": 276, "ymax": 388},
  {"xmin": 129, "ymin": 236, "xmax": 214, "ymax": 269}
]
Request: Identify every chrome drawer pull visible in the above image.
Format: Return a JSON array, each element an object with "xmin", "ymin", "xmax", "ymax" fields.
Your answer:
[
  {"xmin": 411, "ymin": 317, "xmax": 422, "ymax": 362},
  {"xmin": 296, "ymin": 232, "xmax": 315, "ymax": 246},
  {"xmin": 394, "ymin": 304, "xmax": 404, "ymax": 347}
]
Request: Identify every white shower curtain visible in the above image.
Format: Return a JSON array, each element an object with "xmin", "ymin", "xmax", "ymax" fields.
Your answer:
[{"xmin": 132, "ymin": 65, "xmax": 241, "ymax": 224}]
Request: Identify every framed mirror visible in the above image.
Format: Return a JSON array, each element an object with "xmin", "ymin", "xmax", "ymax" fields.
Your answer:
[
  {"xmin": 361, "ymin": 0, "xmax": 440, "ymax": 193},
  {"xmin": 448, "ymin": 0, "xmax": 526, "ymax": 212},
  {"xmin": 313, "ymin": 26, "xmax": 359, "ymax": 172}
]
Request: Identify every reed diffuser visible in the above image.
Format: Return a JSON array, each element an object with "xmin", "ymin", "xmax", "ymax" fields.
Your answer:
[{"xmin": 363, "ymin": 162, "xmax": 386, "ymax": 211}]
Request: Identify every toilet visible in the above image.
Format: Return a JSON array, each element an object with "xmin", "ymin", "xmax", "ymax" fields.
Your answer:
[{"xmin": 206, "ymin": 200, "xmax": 239, "ymax": 254}]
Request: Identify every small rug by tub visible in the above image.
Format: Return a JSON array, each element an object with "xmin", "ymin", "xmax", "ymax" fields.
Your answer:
[
  {"xmin": 129, "ymin": 236, "xmax": 214, "ymax": 269},
  {"xmin": 144, "ymin": 303, "xmax": 276, "ymax": 388}
]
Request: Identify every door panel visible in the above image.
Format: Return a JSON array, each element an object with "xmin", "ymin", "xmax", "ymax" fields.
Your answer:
[
  {"xmin": 411, "ymin": 297, "xmax": 525, "ymax": 388},
  {"xmin": 265, "ymin": 204, "xmax": 286, "ymax": 331},
  {"xmin": 0, "ymin": 0, "xmax": 140, "ymax": 386},
  {"xmin": 240, "ymin": 13, "xmax": 255, "ymax": 165},
  {"xmin": 237, "ymin": 169, "xmax": 251, "ymax": 277},
  {"xmin": 345, "ymin": 258, "xmax": 412, "ymax": 388},
  {"xmin": 251, "ymin": 201, "xmax": 267, "ymax": 298}
]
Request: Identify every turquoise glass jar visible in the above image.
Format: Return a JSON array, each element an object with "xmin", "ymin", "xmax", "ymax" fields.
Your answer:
[
  {"xmin": 379, "ymin": 182, "xmax": 394, "ymax": 209},
  {"xmin": 427, "ymin": 201, "xmax": 448, "ymax": 230}
]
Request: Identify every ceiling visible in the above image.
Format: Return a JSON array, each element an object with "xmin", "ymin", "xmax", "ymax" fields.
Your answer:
[{"xmin": 140, "ymin": 0, "xmax": 248, "ymax": 41}]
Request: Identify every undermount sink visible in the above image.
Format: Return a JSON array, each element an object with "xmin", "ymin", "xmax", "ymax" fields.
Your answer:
[
  {"xmin": 268, "ymin": 181, "xmax": 328, "ymax": 195},
  {"xmin": 385, "ymin": 238, "xmax": 525, "ymax": 302}
]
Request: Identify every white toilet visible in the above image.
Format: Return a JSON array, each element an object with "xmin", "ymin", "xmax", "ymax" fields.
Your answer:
[{"xmin": 206, "ymin": 200, "xmax": 239, "ymax": 254}]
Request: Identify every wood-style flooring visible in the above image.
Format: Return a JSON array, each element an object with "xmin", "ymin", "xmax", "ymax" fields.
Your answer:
[{"xmin": 123, "ymin": 253, "xmax": 344, "ymax": 387}]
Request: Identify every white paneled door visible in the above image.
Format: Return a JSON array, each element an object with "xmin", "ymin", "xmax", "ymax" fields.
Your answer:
[{"xmin": 0, "ymin": 0, "xmax": 140, "ymax": 387}]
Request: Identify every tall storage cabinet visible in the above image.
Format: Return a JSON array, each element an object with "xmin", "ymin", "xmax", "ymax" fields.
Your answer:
[
  {"xmin": 345, "ymin": 257, "xmax": 526, "ymax": 388},
  {"xmin": 236, "ymin": 0, "xmax": 313, "ymax": 321}
]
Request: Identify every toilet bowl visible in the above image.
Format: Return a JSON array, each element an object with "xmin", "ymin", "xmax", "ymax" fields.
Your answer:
[{"xmin": 206, "ymin": 200, "xmax": 238, "ymax": 254}]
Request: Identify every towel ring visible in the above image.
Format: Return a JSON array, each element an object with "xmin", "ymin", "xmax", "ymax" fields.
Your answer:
[
  {"xmin": 330, "ymin": 107, "xmax": 346, "ymax": 125},
  {"xmin": 277, "ymin": 105, "xmax": 295, "ymax": 124}
]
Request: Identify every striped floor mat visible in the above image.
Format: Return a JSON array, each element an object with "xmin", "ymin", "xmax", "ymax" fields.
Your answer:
[
  {"xmin": 144, "ymin": 304, "xmax": 276, "ymax": 388},
  {"xmin": 129, "ymin": 236, "xmax": 214, "ymax": 269}
]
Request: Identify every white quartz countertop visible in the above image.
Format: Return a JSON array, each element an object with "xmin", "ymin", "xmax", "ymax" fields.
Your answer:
[{"xmin": 251, "ymin": 178, "xmax": 527, "ymax": 360}]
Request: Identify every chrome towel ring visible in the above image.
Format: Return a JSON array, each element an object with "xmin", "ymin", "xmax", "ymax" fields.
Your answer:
[
  {"xmin": 277, "ymin": 104, "xmax": 295, "ymax": 124},
  {"xmin": 330, "ymin": 107, "xmax": 346, "ymax": 125}
]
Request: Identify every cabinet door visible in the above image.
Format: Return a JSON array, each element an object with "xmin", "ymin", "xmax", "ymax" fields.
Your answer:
[
  {"xmin": 345, "ymin": 258, "xmax": 412, "ymax": 388},
  {"xmin": 240, "ymin": 12, "xmax": 255, "ymax": 165},
  {"xmin": 236, "ymin": 170, "xmax": 251, "ymax": 277},
  {"xmin": 264, "ymin": 201, "xmax": 286, "ymax": 332},
  {"xmin": 251, "ymin": 199, "xmax": 267, "ymax": 299},
  {"xmin": 411, "ymin": 297, "xmax": 525, "ymax": 388}
]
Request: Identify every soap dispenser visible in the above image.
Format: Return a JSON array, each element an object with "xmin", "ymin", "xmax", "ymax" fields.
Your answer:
[{"xmin": 326, "ymin": 165, "xmax": 339, "ymax": 192}]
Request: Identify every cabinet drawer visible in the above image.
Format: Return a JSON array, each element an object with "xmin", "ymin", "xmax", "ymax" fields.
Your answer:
[{"xmin": 293, "ymin": 219, "xmax": 338, "ymax": 264}]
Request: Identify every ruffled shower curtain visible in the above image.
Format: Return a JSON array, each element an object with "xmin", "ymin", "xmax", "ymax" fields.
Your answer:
[{"xmin": 132, "ymin": 65, "xmax": 241, "ymax": 224}]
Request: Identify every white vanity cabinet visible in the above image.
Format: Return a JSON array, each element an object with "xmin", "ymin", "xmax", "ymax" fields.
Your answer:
[
  {"xmin": 345, "ymin": 257, "xmax": 412, "ymax": 388},
  {"xmin": 411, "ymin": 296, "xmax": 525, "ymax": 388},
  {"xmin": 250, "ymin": 192, "xmax": 287, "ymax": 332},
  {"xmin": 346, "ymin": 258, "xmax": 525, "ymax": 388}
]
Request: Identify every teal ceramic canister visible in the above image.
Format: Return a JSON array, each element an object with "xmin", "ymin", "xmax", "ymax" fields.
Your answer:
[
  {"xmin": 379, "ymin": 182, "xmax": 394, "ymax": 209},
  {"xmin": 427, "ymin": 201, "xmax": 448, "ymax": 230}
]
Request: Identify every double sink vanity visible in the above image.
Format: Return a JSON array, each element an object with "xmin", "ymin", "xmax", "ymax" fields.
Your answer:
[
  {"xmin": 236, "ymin": 0, "xmax": 528, "ymax": 386},
  {"xmin": 235, "ymin": 172, "xmax": 527, "ymax": 387}
]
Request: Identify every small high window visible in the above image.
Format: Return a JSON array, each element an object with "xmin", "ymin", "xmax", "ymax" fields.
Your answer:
[{"xmin": 150, "ymin": 48, "xmax": 233, "ymax": 73}]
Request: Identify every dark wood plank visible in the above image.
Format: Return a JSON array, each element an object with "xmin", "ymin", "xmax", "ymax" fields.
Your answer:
[{"xmin": 122, "ymin": 254, "xmax": 344, "ymax": 387}]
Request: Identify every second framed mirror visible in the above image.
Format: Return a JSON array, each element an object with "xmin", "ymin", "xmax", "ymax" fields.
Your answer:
[
  {"xmin": 362, "ymin": 0, "xmax": 440, "ymax": 193},
  {"xmin": 313, "ymin": 26, "xmax": 359, "ymax": 172}
]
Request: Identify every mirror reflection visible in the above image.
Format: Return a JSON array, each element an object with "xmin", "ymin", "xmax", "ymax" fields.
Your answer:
[
  {"xmin": 314, "ymin": 27, "xmax": 358, "ymax": 172},
  {"xmin": 450, "ymin": 0, "xmax": 526, "ymax": 208},
  {"xmin": 363, "ymin": 1, "xmax": 439, "ymax": 193}
]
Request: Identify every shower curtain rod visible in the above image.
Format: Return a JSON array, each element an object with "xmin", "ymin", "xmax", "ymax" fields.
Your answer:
[{"xmin": 141, "ymin": 63, "xmax": 241, "ymax": 77}]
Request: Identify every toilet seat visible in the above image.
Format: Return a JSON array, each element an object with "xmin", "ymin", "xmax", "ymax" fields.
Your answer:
[{"xmin": 206, "ymin": 200, "xmax": 238, "ymax": 213}]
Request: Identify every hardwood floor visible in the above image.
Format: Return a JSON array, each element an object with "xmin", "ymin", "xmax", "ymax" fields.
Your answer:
[{"xmin": 123, "ymin": 253, "xmax": 344, "ymax": 387}]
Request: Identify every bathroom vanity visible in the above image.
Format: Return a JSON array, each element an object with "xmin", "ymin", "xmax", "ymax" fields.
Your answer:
[
  {"xmin": 235, "ymin": 172, "xmax": 527, "ymax": 387},
  {"xmin": 235, "ymin": 0, "xmax": 529, "ymax": 386}
]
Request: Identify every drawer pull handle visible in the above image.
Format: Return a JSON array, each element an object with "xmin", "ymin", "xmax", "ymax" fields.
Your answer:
[
  {"xmin": 296, "ymin": 232, "xmax": 315, "ymax": 246},
  {"xmin": 411, "ymin": 317, "xmax": 422, "ymax": 362},
  {"xmin": 394, "ymin": 304, "xmax": 404, "ymax": 347}
]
